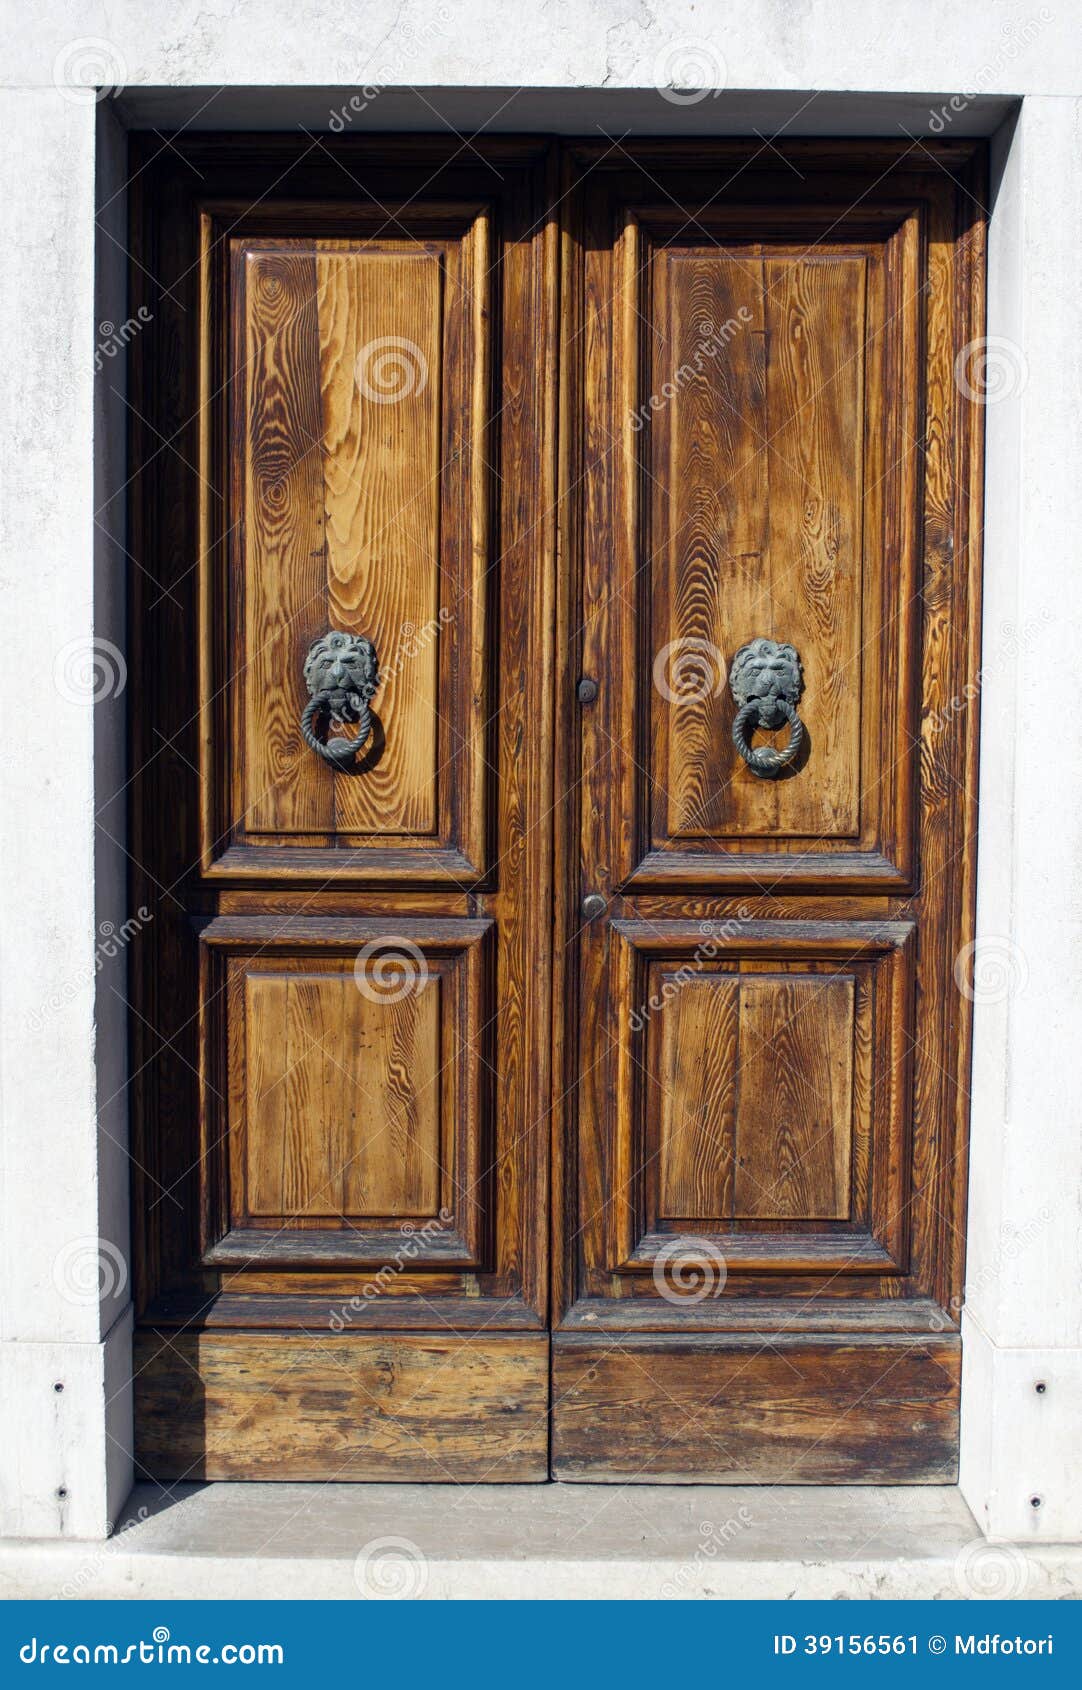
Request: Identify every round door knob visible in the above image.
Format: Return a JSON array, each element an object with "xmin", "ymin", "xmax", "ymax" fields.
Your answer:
[{"xmin": 581, "ymin": 893, "xmax": 607, "ymax": 921}]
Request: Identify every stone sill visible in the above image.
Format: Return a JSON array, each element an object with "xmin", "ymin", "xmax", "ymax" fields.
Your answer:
[{"xmin": 2, "ymin": 1484, "xmax": 1081, "ymax": 1600}]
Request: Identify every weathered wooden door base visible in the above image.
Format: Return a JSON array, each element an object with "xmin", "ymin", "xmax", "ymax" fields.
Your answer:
[{"xmin": 129, "ymin": 136, "xmax": 984, "ymax": 1485}]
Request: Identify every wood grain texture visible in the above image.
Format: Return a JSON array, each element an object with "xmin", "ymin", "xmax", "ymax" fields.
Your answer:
[
  {"xmin": 657, "ymin": 975, "xmax": 739, "ymax": 1220},
  {"xmin": 552, "ymin": 1334, "xmax": 961, "ymax": 1482},
  {"xmin": 343, "ymin": 977, "xmax": 440, "ymax": 1217},
  {"xmin": 241, "ymin": 249, "xmax": 329, "ymax": 836},
  {"xmin": 132, "ymin": 138, "xmax": 554, "ymax": 1356},
  {"xmin": 243, "ymin": 968, "xmax": 440, "ymax": 1220},
  {"xmin": 656, "ymin": 252, "xmax": 767, "ymax": 838},
  {"xmin": 556, "ymin": 150, "xmax": 984, "ymax": 1488},
  {"xmin": 214, "ymin": 209, "xmax": 492, "ymax": 880},
  {"xmin": 757, "ymin": 255, "xmax": 865, "ymax": 835},
  {"xmin": 128, "ymin": 137, "xmax": 984, "ymax": 1485},
  {"xmin": 607, "ymin": 919, "xmax": 910, "ymax": 1280},
  {"xmin": 733, "ymin": 973, "xmax": 854, "ymax": 1219},
  {"xmin": 654, "ymin": 247, "xmax": 866, "ymax": 843},
  {"xmin": 567, "ymin": 194, "xmax": 923, "ymax": 890},
  {"xmin": 316, "ymin": 247, "xmax": 442, "ymax": 836},
  {"xmin": 209, "ymin": 918, "xmax": 485, "ymax": 1269},
  {"xmin": 653, "ymin": 970, "xmax": 854, "ymax": 1224},
  {"xmin": 135, "ymin": 1332, "xmax": 549, "ymax": 1482},
  {"xmin": 240, "ymin": 242, "xmax": 443, "ymax": 839}
]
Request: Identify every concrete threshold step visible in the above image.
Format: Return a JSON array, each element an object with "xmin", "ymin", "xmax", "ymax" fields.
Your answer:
[{"xmin": 2, "ymin": 1483, "xmax": 1081, "ymax": 1600}]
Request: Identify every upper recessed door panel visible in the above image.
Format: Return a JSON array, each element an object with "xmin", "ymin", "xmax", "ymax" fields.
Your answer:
[
  {"xmin": 200, "ymin": 205, "xmax": 493, "ymax": 882},
  {"xmin": 577, "ymin": 190, "xmax": 924, "ymax": 890}
]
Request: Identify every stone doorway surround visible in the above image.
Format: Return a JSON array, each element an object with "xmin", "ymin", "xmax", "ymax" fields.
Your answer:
[{"xmin": 1, "ymin": 3, "xmax": 1080, "ymax": 1586}]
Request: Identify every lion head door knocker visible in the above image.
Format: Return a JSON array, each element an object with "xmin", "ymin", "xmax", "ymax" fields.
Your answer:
[
  {"xmin": 729, "ymin": 638, "xmax": 806, "ymax": 779},
  {"xmin": 300, "ymin": 630, "xmax": 380, "ymax": 770}
]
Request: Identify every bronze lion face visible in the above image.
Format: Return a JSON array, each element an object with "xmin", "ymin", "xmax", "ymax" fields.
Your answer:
[
  {"xmin": 729, "ymin": 638, "xmax": 803, "ymax": 730},
  {"xmin": 303, "ymin": 630, "xmax": 379, "ymax": 722}
]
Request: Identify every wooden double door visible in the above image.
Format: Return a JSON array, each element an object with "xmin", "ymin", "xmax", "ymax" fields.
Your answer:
[{"xmin": 130, "ymin": 136, "xmax": 985, "ymax": 1483}]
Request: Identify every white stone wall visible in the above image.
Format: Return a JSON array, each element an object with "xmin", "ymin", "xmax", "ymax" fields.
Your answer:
[
  {"xmin": 1, "ymin": 1, "xmax": 1080, "ymax": 97},
  {"xmin": 1, "ymin": 0, "xmax": 1080, "ymax": 1544}
]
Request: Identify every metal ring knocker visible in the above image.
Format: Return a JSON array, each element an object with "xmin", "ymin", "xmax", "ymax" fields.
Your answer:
[
  {"xmin": 301, "ymin": 630, "xmax": 380, "ymax": 770},
  {"xmin": 730, "ymin": 638, "xmax": 806, "ymax": 779}
]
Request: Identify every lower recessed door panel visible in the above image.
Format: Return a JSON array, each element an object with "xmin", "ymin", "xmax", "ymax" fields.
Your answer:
[{"xmin": 199, "ymin": 917, "xmax": 492, "ymax": 1272}]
